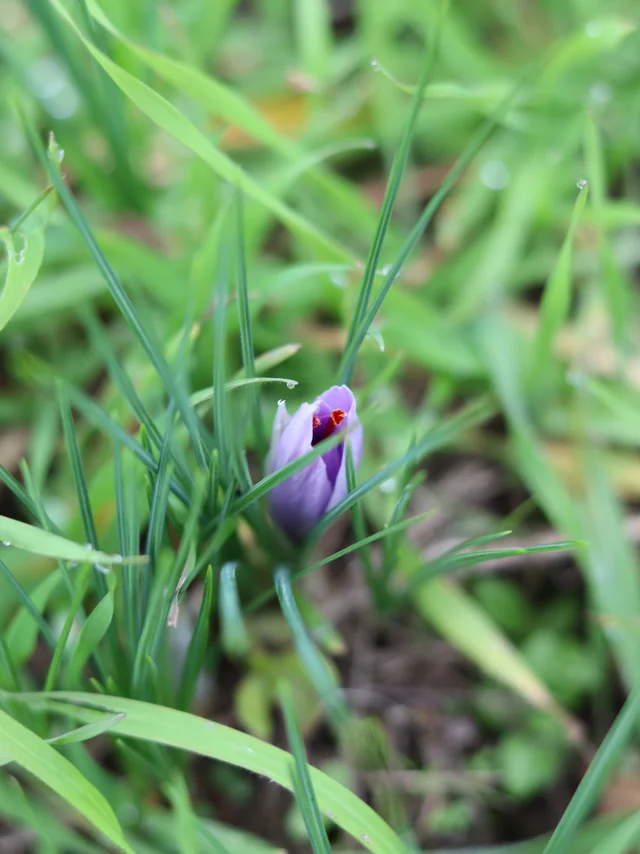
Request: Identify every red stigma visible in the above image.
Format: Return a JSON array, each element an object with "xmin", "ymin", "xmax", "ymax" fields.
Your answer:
[
  {"xmin": 323, "ymin": 408, "xmax": 346, "ymax": 438},
  {"xmin": 312, "ymin": 416, "xmax": 321, "ymax": 429}
]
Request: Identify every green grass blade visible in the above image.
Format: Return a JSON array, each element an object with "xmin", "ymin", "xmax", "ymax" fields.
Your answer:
[
  {"xmin": 339, "ymin": 2, "xmax": 448, "ymax": 384},
  {"xmin": 279, "ymin": 681, "xmax": 332, "ymax": 854},
  {"xmin": 67, "ymin": 577, "xmax": 116, "ymax": 688},
  {"xmin": 219, "ymin": 563, "xmax": 249, "ymax": 659},
  {"xmin": 0, "ymin": 515, "xmax": 128, "ymax": 566},
  {"xmin": 339, "ymin": 60, "xmax": 541, "ymax": 380},
  {"xmin": 114, "ymin": 440, "xmax": 140, "ymax": 660},
  {"xmin": 276, "ymin": 567, "xmax": 348, "ymax": 726},
  {"xmin": 49, "ymin": 0, "xmax": 352, "ymax": 261},
  {"xmin": 542, "ymin": 687, "xmax": 640, "ymax": 854},
  {"xmin": 177, "ymin": 566, "xmax": 214, "ymax": 712},
  {"xmin": 18, "ymin": 118, "xmax": 208, "ymax": 470},
  {"xmin": 14, "ymin": 691, "xmax": 408, "ymax": 854},
  {"xmin": 527, "ymin": 182, "xmax": 589, "ymax": 390},
  {"xmin": 0, "ymin": 557, "xmax": 57, "ymax": 651},
  {"xmin": 0, "ymin": 706, "xmax": 133, "ymax": 853},
  {"xmin": 235, "ymin": 191, "xmax": 265, "ymax": 455},
  {"xmin": 0, "ymin": 204, "xmax": 47, "ymax": 332}
]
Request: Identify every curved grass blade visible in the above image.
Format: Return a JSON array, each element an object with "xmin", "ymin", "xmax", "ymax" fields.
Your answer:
[
  {"xmin": 177, "ymin": 566, "xmax": 214, "ymax": 712},
  {"xmin": 339, "ymin": 0, "xmax": 448, "ymax": 384},
  {"xmin": 0, "ymin": 707, "xmax": 133, "ymax": 853},
  {"xmin": 280, "ymin": 681, "xmax": 332, "ymax": 854},
  {"xmin": 542, "ymin": 686, "xmax": 640, "ymax": 854},
  {"xmin": 219, "ymin": 563, "xmax": 249, "ymax": 659},
  {"xmin": 13, "ymin": 692, "xmax": 408, "ymax": 854}
]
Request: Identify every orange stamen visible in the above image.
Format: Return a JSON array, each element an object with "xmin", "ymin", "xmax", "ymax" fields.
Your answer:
[{"xmin": 323, "ymin": 408, "xmax": 346, "ymax": 438}]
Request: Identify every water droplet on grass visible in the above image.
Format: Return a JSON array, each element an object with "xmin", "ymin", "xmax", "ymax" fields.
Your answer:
[
  {"xmin": 361, "ymin": 833, "xmax": 371, "ymax": 844},
  {"xmin": 370, "ymin": 57, "xmax": 380, "ymax": 71},
  {"xmin": 577, "ymin": 178, "xmax": 588, "ymax": 190},
  {"xmin": 286, "ymin": 380, "xmax": 297, "ymax": 389},
  {"xmin": 589, "ymin": 81, "xmax": 612, "ymax": 103},
  {"xmin": 2, "ymin": 541, "xmax": 11, "ymax": 547},
  {"xmin": 480, "ymin": 160, "xmax": 510, "ymax": 190}
]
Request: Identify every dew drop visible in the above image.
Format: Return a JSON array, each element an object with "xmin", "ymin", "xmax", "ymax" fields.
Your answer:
[
  {"xmin": 111, "ymin": 554, "xmax": 124, "ymax": 564},
  {"xmin": 480, "ymin": 159, "xmax": 510, "ymax": 190},
  {"xmin": 370, "ymin": 56, "xmax": 380, "ymax": 71},
  {"xmin": 2, "ymin": 541, "xmax": 11, "ymax": 547},
  {"xmin": 585, "ymin": 19, "xmax": 603, "ymax": 38},
  {"xmin": 330, "ymin": 271, "xmax": 348, "ymax": 288},
  {"xmin": 245, "ymin": 746, "xmax": 254, "ymax": 753},
  {"xmin": 56, "ymin": 146, "xmax": 65, "ymax": 162},
  {"xmin": 361, "ymin": 833, "xmax": 372, "ymax": 844},
  {"xmin": 277, "ymin": 398, "xmax": 286, "ymax": 406},
  {"xmin": 380, "ymin": 263, "xmax": 392, "ymax": 275},
  {"xmin": 93, "ymin": 562, "xmax": 110, "ymax": 575},
  {"xmin": 589, "ymin": 81, "xmax": 612, "ymax": 104},
  {"xmin": 15, "ymin": 250, "xmax": 25, "ymax": 265},
  {"xmin": 379, "ymin": 477, "xmax": 397, "ymax": 494},
  {"xmin": 285, "ymin": 380, "xmax": 297, "ymax": 389},
  {"xmin": 325, "ymin": 810, "xmax": 335, "ymax": 820},
  {"xmin": 576, "ymin": 178, "xmax": 588, "ymax": 190},
  {"xmin": 84, "ymin": 543, "xmax": 93, "ymax": 550}
]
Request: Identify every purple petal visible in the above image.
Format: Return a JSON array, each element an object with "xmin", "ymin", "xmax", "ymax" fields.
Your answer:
[
  {"xmin": 326, "ymin": 394, "xmax": 363, "ymax": 511},
  {"xmin": 315, "ymin": 385, "xmax": 354, "ymax": 413},
  {"xmin": 269, "ymin": 402, "xmax": 315, "ymax": 472},
  {"xmin": 266, "ymin": 400, "xmax": 292, "ymax": 474},
  {"xmin": 269, "ymin": 458, "xmax": 332, "ymax": 539}
]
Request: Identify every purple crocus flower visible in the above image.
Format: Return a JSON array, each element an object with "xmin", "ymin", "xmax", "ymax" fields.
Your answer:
[{"xmin": 267, "ymin": 385, "xmax": 363, "ymax": 540}]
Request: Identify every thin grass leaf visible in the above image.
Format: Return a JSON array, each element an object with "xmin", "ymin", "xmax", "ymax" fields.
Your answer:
[
  {"xmin": 213, "ymin": 221, "xmax": 232, "ymax": 483},
  {"xmin": 275, "ymin": 567, "xmax": 348, "ymax": 726},
  {"xmin": 542, "ymin": 686, "xmax": 640, "ymax": 854},
  {"xmin": 339, "ymin": 58, "xmax": 543, "ymax": 381},
  {"xmin": 44, "ymin": 564, "xmax": 95, "ymax": 692},
  {"xmin": 404, "ymin": 540, "xmax": 583, "ymax": 592},
  {"xmin": 82, "ymin": 308, "xmax": 193, "ymax": 492},
  {"xmin": 64, "ymin": 382, "xmax": 191, "ymax": 508},
  {"xmin": 0, "ymin": 465, "xmax": 38, "ymax": 519},
  {"xmin": 0, "ymin": 558, "xmax": 56, "ymax": 651},
  {"xmin": 47, "ymin": 713, "xmax": 126, "ymax": 748},
  {"xmin": 586, "ymin": 811, "xmax": 640, "ymax": 854},
  {"xmin": 219, "ymin": 563, "xmax": 249, "ymax": 659},
  {"xmin": 18, "ymin": 116, "xmax": 208, "ymax": 470},
  {"xmin": 346, "ymin": 446, "xmax": 378, "ymax": 607},
  {"xmin": 339, "ymin": 1, "xmax": 448, "ymax": 384},
  {"xmin": 114, "ymin": 440, "xmax": 140, "ymax": 660},
  {"xmin": 67, "ymin": 576, "xmax": 116, "ymax": 688},
  {"xmin": 15, "ymin": 692, "xmax": 408, "ymax": 854},
  {"xmin": 0, "ymin": 194, "xmax": 47, "ymax": 331},
  {"xmin": 58, "ymin": 385, "xmax": 100, "ymax": 551},
  {"xmin": 527, "ymin": 182, "xmax": 589, "ymax": 388},
  {"xmin": 279, "ymin": 681, "xmax": 332, "ymax": 854},
  {"xmin": 0, "ymin": 706, "xmax": 133, "ymax": 853},
  {"xmin": 85, "ymin": 0, "xmax": 378, "ymax": 237},
  {"xmin": 48, "ymin": 0, "xmax": 352, "ymax": 261},
  {"xmin": 177, "ymin": 566, "xmax": 214, "ymax": 712},
  {"xmin": 0, "ymin": 515, "xmax": 130, "ymax": 567},
  {"xmin": 246, "ymin": 510, "xmax": 437, "ymax": 613},
  {"xmin": 235, "ymin": 190, "xmax": 265, "ymax": 455},
  {"xmin": 380, "ymin": 473, "xmax": 424, "ymax": 593},
  {"xmin": 143, "ymin": 407, "xmax": 176, "ymax": 614}
]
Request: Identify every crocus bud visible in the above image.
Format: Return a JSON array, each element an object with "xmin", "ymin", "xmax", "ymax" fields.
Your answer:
[{"xmin": 267, "ymin": 385, "xmax": 363, "ymax": 540}]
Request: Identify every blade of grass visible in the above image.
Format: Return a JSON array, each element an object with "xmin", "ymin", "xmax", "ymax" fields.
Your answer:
[
  {"xmin": 339, "ymin": 57, "xmax": 544, "ymax": 382},
  {"xmin": 279, "ymin": 681, "xmax": 332, "ymax": 854},
  {"xmin": 48, "ymin": 0, "xmax": 352, "ymax": 262},
  {"xmin": 339, "ymin": 0, "xmax": 448, "ymax": 384},
  {"xmin": 0, "ymin": 706, "xmax": 133, "ymax": 853},
  {"xmin": 15, "ymin": 692, "xmax": 408, "ymax": 854},
  {"xmin": 17, "ymin": 115, "xmax": 208, "ymax": 471},
  {"xmin": 527, "ymin": 182, "xmax": 589, "ymax": 389},
  {"xmin": 176, "ymin": 566, "xmax": 214, "ymax": 712},
  {"xmin": 235, "ymin": 190, "xmax": 265, "ymax": 455},
  {"xmin": 276, "ymin": 567, "xmax": 348, "ymax": 727},
  {"xmin": 542, "ymin": 686, "xmax": 640, "ymax": 854},
  {"xmin": 219, "ymin": 563, "xmax": 249, "ymax": 659}
]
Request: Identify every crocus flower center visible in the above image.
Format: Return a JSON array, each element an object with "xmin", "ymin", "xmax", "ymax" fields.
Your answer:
[{"xmin": 311, "ymin": 408, "xmax": 347, "ymax": 445}]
